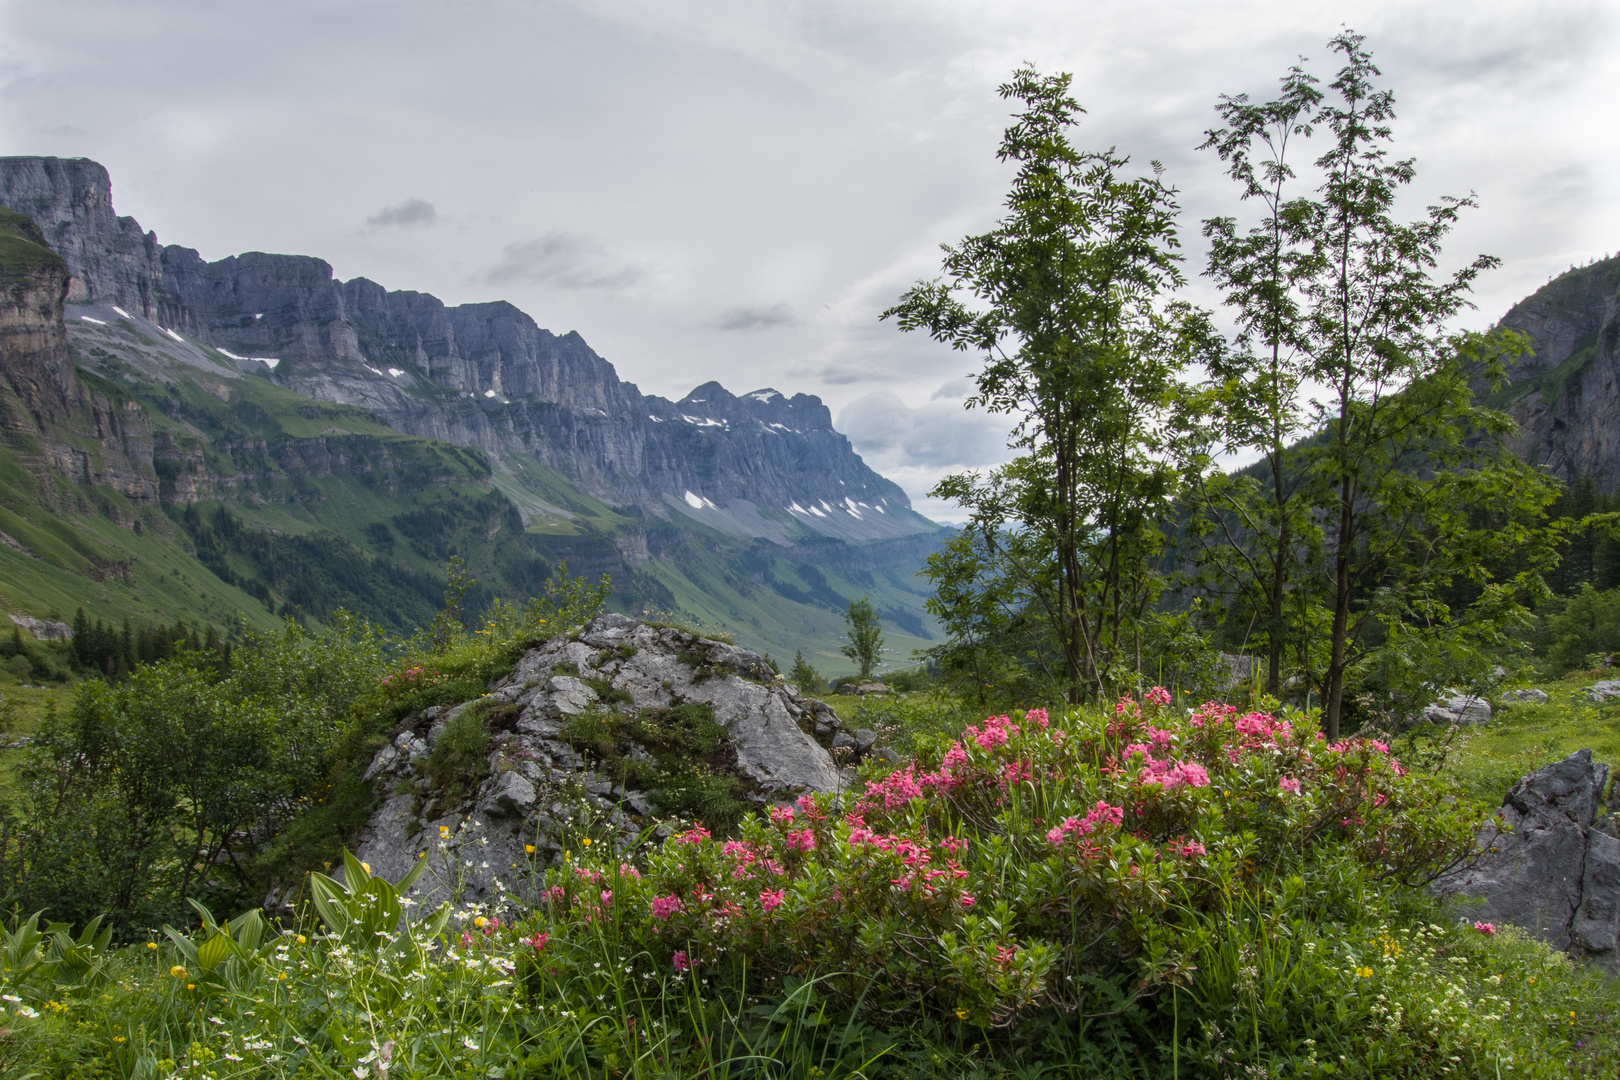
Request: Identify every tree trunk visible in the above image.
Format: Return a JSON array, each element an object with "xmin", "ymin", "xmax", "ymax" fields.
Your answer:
[{"xmin": 1323, "ymin": 474, "xmax": 1355, "ymax": 741}]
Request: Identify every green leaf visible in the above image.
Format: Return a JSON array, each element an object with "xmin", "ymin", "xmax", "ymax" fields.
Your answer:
[
  {"xmin": 308, "ymin": 872, "xmax": 351, "ymax": 936},
  {"xmin": 197, "ymin": 933, "xmax": 232, "ymax": 973}
]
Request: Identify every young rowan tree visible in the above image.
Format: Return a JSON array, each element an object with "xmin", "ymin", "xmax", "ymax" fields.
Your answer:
[
  {"xmin": 887, "ymin": 68, "xmax": 1209, "ymax": 703},
  {"xmin": 1265, "ymin": 34, "xmax": 1560, "ymax": 739},
  {"xmin": 841, "ymin": 598, "xmax": 884, "ymax": 679}
]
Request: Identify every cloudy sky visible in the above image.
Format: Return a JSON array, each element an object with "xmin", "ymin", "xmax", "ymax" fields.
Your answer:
[{"xmin": 3, "ymin": 1, "xmax": 1616, "ymax": 519}]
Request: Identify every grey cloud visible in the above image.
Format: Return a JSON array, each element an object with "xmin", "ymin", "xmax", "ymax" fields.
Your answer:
[
  {"xmin": 712, "ymin": 301, "xmax": 797, "ymax": 331},
  {"xmin": 484, "ymin": 231, "xmax": 643, "ymax": 290},
  {"xmin": 367, "ymin": 197, "xmax": 438, "ymax": 229},
  {"xmin": 838, "ymin": 390, "xmax": 1006, "ymax": 470},
  {"xmin": 814, "ymin": 363, "xmax": 893, "ymax": 386}
]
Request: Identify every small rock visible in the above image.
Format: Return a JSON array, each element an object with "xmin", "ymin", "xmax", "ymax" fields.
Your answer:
[
  {"xmin": 1501, "ymin": 688, "xmax": 1550, "ymax": 705},
  {"xmin": 549, "ymin": 675, "xmax": 598, "ymax": 715},
  {"xmin": 832, "ymin": 731, "xmax": 856, "ymax": 750},
  {"xmin": 853, "ymin": 728, "xmax": 878, "ymax": 753},
  {"xmin": 485, "ymin": 770, "xmax": 537, "ymax": 816},
  {"xmin": 363, "ymin": 745, "xmax": 400, "ymax": 781}
]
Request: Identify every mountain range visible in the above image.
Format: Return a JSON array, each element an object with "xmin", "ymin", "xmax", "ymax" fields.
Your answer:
[
  {"xmin": 0, "ymin": 156, "xmax": 945, "ymax": 669},
  {"xmin": 5, "ymin": 154, "xmax": 1619, "ymax": 669}
]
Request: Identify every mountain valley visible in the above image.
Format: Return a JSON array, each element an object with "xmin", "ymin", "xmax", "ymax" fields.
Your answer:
[{"xmin": 0, "ymin": 157, "xmax": 945, "ymax": 670}]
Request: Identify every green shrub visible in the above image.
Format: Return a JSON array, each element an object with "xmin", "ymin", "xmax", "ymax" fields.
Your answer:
[
  {"xmin": 423, "ymin": 706, "xmax": 492, "ymax": 808},
  {"xmin": 1536, "ymin": 584, "xmax": 1620, "ymax": 673},
  {"xmin": 561, "ymin": 702, "xmax": 752, "ymax": 833}
]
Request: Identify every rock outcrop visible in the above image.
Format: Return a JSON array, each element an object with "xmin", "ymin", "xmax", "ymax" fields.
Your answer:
[
  {"xmin": 348, "ymin": 615, "xmax": 859, "ymax": 911},
  {"xmin": 1501, "ymin": 688, "xmax": 1550, "ymax": 705},
  {"xmin": 1434, "ymin": 750, "xmax": 1620, "ymax": 973},
  {"xmin": 0, "ymin": 157, "xmax": 165, "ymax": 315},
  {"xmin": 8, "ymin": 614, "xmax": 72, "ymax": 640}
]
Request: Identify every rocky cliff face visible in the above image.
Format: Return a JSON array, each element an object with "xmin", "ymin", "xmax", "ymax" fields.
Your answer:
[
  {"xmin": 1498, "ymin": 256, "xmax": 1620, "ymax": 489},
  {"xmin": 0, "ymin": 158, "xmax": 165, "ymax": 315},
  {"xmin": 0, "ymin": 156, "xmax": 930, "ymax": 542},
  {"xmin": 0, "ymin": 206, "xmax": 158, "ymax": 519}
]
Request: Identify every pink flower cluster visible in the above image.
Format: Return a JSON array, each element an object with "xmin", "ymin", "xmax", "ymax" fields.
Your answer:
[
  {"xmin": 846, "ymin": 822, "xmax": 969, "ymax": 896},
  {"xmin": 1172, "ymin": 840, "xmax": 1206, "ymax": 858},
  {"xmin": 675, "ymin": 824, "xmax": 711, "ymax": 846},
  {"xmin": 722, "ymin": 839, "xmax": 784, "ymax": 881},
  {"xmin": 1135, "ymin": 754, "xmax": 1210, "ymax": 791},
  {"xmin": 760, "ymin": 888, "xmax": 786, "ymax": 913},
  {"xmin": 1474, "ymin": 921, "xmax": 1496, "ymax": 936},
  {"xmin": 1045, "ymin": 801, "xmax": 1125, "ymax": 844},
  {"xmin": 1279, "ymin": 776, "xmax": 1302, "ymax": 794},
  {"xmin": 650, "ymin": 894, "xmax": 683, "ymax": 920},
  {"xmin": 784, "ymin": 828, "xmax": 817, "ymax": 852},
  {"xmin": 965, "ymin": 714, "xmax": 1019, "ymax": 750},
  {"xmin": 853, "ymin": 751, "xmax": 966, "ymax": 815},
  {"xmin": 379, "ymin": 666, "xmax": 428, "ymax": 687}
]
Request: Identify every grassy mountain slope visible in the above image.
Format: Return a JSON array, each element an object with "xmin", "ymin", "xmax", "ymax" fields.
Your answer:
[{"xmin": 1, "ymin": 310, "xmax": 941, "ymax": 666}]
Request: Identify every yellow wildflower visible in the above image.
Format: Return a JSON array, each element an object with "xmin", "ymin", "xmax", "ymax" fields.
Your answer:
[
  {"xmin": 525, "ymin": 844, "xmax": 536, "ymax": 854},
  {"xmin": 582, "ymin": 837, "xmax": 593, "ymax": 847},
  {"xmin": 170, "ymin": 965, "xmax": 186, "ymax": 978},
  {"xmin": 296, "ymin": 935, "xmax": 307, "ymax": 945},
  {"xmin": 146, "ymin": 942, "xmax": 158, "ymax": 950},
  {"xmin": 955, "ymin": 1008, "xmax": 970, "ymax": 1020}
]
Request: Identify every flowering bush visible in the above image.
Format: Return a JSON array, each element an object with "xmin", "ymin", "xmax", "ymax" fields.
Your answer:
[{"xmin": 542, "ymin": 693, "xmax": 1482, "ymax": 1026}]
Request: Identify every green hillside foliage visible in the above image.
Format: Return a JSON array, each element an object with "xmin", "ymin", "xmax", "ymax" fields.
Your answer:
[
  {"xmin": 5, "ymin": 688, "xmax": 1619, "ymax": 1078},
  {"xmin": 0, "ymin": 568, "xmax": 610, "ymax": 937}
]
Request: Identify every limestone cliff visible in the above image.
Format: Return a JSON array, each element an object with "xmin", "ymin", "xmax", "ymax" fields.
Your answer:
[
  {"xmin": 1497, "ymin": 256, "xmax": 1620, "ymax": 489},
  {"xmin": 0, "ymin": 206, "xmax": 158, "ymax": 519},
  {"xmin": 0, "ymin": 156, "xmax": 932, "ymax": 544}
]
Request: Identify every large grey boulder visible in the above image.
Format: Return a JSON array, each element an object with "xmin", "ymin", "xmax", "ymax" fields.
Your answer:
[
  {"xmin": 1501, "ymin": 688, "xmax": 1550, "ymax": 705},
  {"xmin": 1434, "ymin": 749, "xmax": 1620, "ymax": 972},
  {"xmin": 349, "ymin": 614, "xmax": 847, "ymax": 913},
  {"xmin": 1422, "ymin": 690, "xmax": 1491, "ymax": 726}
]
